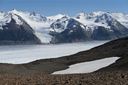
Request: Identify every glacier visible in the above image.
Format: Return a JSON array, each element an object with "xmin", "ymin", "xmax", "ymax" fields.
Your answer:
[{"xmin": 0, "ymin": 40, "xmax": 108, "ymax": 64}]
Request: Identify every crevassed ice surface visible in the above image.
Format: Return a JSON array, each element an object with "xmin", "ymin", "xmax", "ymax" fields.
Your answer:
[
  {"xmin": 52, "ymin": 57, "xmax": 120, "ymax": 74},
  {"xmin": 0, "ymin": 41, "xmax": 108, "ymax": 64}
]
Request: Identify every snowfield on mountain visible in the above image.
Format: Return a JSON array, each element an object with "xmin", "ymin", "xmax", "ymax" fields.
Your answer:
[{"xmin": 0, "ymin": 9, "xmax": 128, "ymax": 44}]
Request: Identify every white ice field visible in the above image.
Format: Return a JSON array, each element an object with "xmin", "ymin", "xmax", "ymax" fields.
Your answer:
[{"xmin": 0, "ymin": 41, "xmax": 108, "ymax": 64}]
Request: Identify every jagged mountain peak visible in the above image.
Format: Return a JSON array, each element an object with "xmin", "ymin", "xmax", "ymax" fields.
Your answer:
[
  {"xmin": 29, "ymin": 12, "xmax": 47, "ymax": 22},
  {"xmin": 30, "ymin": 12, "xmax": 45, "ymax": 17},
  {"xmin": 0, "ymin": 13, "xmax": 24, "ymax": 30},
  {"xmin": 9, "ymin": 9, "xmax": 48, "ymax": 23},
  {"xmin": 57, "ymin": 14, "xmax": 63, "ymax": 16},
  {"xmin": 50, "ymin": 16, "xmax": 72, "ymax": 33},
  {"xmin": 73, "ymin": 11, "xmax": 114, "ymax": 29},
  {"xmin": 75, "ymin": 12, "xmax": 87, "ymax": 19},
  {"xmin": 0, "ymin": 11, "xmax": 5, "ymax": 13},
  {"xmin": 111, "ymin": 12, "xmax": 126, "ymax": 15},
  {"xmin": 110, "ymin": 12, "xmax": 128, "ymax": 19},
  {"xmin": 78, "ymin": 11, "xmax": 86, "ymax": 15},
  {"xmin": 10, "ymin": 9, "xmax": 27, "ymax": 14},
  {"xmin": 30, "ymin": 12, "xmax": 38, "ymax": 16},
  {"xmin": 62, "ymin": 14, "xmax": 70, "ymax": 19},
  {"xmin": 47, "ymin": 14, "xmax": 64, "ymax": 21},
  {"xmin": 95, "ymin": 13, "xmax": 114, "ymax": 23},
  {"xmin": 12, "ymin": 9, "xmax": 17, "ymax": 11},
  {"xmin": 90, "ymin": 11, "xmax": 105, "ymax": 16},
  {"xmin": 7, "ymin": 9, "xmax": 30, "ymax": 18},
  {"xmin": 109, "ymin": 12, "xmax": 128, "ymax": 28}
]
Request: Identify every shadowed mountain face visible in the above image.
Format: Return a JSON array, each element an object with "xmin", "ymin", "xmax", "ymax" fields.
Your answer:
[
  {"xmin": 0, "ymin": 37, "xmax": 128, "ymax": 74},
  {"xmin": 50, "ymin": 20, "xmax": 92, "ymax": 43},
  {"xmin": 50, "ymin": 16, "xmax": 128, "ymax": 43},
  {"xmin": 0, "ymin": 14, "xmax": 41, "ymax": 45}
]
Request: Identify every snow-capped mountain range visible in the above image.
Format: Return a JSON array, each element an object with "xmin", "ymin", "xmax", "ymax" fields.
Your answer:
[{"xmin": 0, "ymin": 9, "xmax": 128, "ymax": 44}]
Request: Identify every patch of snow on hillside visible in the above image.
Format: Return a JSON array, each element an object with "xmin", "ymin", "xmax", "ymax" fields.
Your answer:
[
  {"xmin": 80, "ymin": 24, "xmax": 85, "ymax": 29},
  {"xmin": 73, "ymin": 25, "xmax": 76, "ymax": 27},
  {"xmin": 70, "ymin": 30, "xmax": 73, "ymax": 33},
  {"xmin": 52, "ymin": 57, "xmax": 120, "ymax": 74},
  {"xmin": 12, "ymin": 15, "xmax": 23, "ymax": 25},
  {"xmin": 0, "ymin": 13, "xmax": 12, "ymax": 29}
]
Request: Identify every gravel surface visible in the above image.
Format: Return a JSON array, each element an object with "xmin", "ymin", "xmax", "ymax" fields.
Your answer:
[{"xmin": 0, "ymin": 71, "xmax": 128, "ymax": 85}]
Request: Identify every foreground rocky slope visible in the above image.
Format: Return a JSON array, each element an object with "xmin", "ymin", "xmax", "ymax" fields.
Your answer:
[
  {"xmin": 0, "ymin": 37, "xmax": 128, "ymax": 74},
  {"xmin": 0, "ymin": 71, "xmax": 127, "ymax": 85}
]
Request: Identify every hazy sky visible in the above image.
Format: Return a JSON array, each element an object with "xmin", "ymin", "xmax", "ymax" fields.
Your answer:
[{"xmin": 0, "ymin": 0, "xmax": 127, "ymax": 16}]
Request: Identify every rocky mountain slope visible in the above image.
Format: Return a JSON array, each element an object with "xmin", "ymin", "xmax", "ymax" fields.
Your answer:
[
  {"xmin": 0, "ymin": 9, "xmax": 128, "ymax": 44},
  {"xmin": 0, "ymin": 12, "xmax": 41, "ymax": 45},
  {"xmin": 50, "ymin": 11, "xmax": 128, "ymax": 43},
  {"xmin": 50, "ymin": 12, "xmax": 128, "ymax": 43}
]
